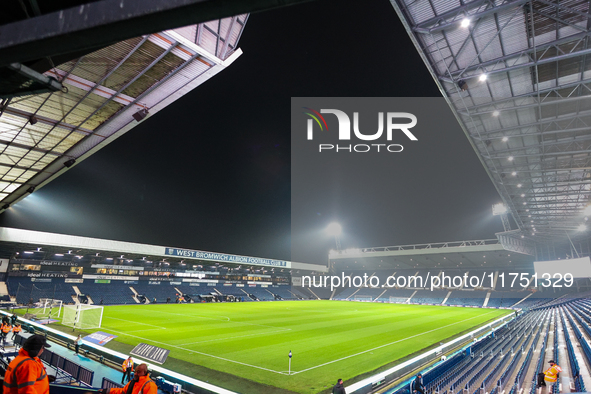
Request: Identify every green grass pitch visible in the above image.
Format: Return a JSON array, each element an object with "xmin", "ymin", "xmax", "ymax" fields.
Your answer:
[{"xmin": 69, "ymin": 301, "xmax": 509, "ymax": 394}]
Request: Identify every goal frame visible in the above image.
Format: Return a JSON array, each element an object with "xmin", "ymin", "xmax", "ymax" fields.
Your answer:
[
  {"xmin": 62, "ymin": 304, "xmax": 104, "ymax": 330},
  {"xmin": 39, "ymin": 299, "xmax": 63, "ymax": 318}
]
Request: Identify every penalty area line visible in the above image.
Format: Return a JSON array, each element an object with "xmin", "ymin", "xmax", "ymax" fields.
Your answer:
[
  {"xmin": 107, "ymin": 329, "xmax": 288, "ymax": 375},
  {"xmin": 177, "ymin": 328, "xmax": 292, "ymax": 346},
  {"xmin": 103, "ymin": 316, "xmax": 167, "ymax": 329},
  {"xmin": 291, "ymin": 311, "xmax": 497, "ymax": 375}
]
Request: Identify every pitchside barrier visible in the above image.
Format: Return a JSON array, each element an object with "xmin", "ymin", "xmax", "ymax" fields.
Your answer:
[
  {"xmin": 345, "ymin": 313, "xmax": 515, "ymax": 394},
  {"xmin": 0, "ymin": 310, "xmax": 237, "ymax": 394}
]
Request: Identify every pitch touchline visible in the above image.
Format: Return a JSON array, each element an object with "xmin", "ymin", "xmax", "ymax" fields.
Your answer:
[
  {"xmin": 106, "ymin": 329, "xmax": 286, "ymax": 375},
  {"xmin": 290, "ymin": 311, "xmax": 497, "ymax": 375}
]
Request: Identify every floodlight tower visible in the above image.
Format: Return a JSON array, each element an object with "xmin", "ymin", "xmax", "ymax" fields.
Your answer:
[
  {"xmin": 492, "ymin": 203, "xmax": 511, "ymax": 232},
  {"xmin": 326, "ymin": 222, "xmax": 342, "ymax": 251},
  {"xmin": 326, "ymin": 222, "xmax": 342, "ymax": 275}
]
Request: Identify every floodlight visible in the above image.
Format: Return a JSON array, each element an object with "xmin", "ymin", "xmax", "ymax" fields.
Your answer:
[
  {"xmin": 502, "ymin": 136, "xmax": 508, "ymax": 142},
  {"xmin": 511, "ymin": 172, "xmax": 516, "ymax": 176},
  {"xmin": 479, "ymin": 74, "xmax": 488, "ymax": 82},
  {"xmin": 326, "ymin": 222, "xmax": 342, "ymax": 237},
  {"xmin": 578, "ymin": 224, "xmax": 588, "ymax": 232},
  {"xmin": 508, "ymin": 156, "xmax": 514, "ymax": 161},
  {"xmin": 492, "ymin": 203, "xmax": 507, "ymax": 216},
  {"xmin": 461, "ymin": 18, "xmax": 470, "ymax": 28},
  {"xmin": 493, "ymin": 111, "xmax": 500, "ymax": 117}
]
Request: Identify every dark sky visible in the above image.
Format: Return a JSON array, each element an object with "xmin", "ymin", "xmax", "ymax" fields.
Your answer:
[{"xmin": 0, "ymin": 0, "xmax": 505, "ymax": 264}]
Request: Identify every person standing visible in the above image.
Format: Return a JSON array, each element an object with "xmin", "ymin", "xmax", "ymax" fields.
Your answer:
[
  {"xmin": 11, "ymin": 324, "xmax": 21, "ymax": 341},
  {"xmin": 1, "ymin": 322, "xmax": 12, "ymax": 346},
  {"xmin": 102, "ymin": 364, "xmax": 156, "ymax": 394},
  {"xmin": 3, "ymin": 334, "xmax": 51, "ymax": 394},
  {"xmin": 538, "ymin": 360, "xmax": 562, "ymax": 386},
  {"xmin": 122, "ymin": 356, "xmax": 134, "ymax": 384},
  {"xmin": 413, "ymin": 373, "xmax": 425, "ymax": 394},
  {"xmin": 74, "ymin": 335, "xmax": 83, "ymax": 355},
  {"xmin": 332, "ymin": 378, "xmax": 346, "ymax": 394}
]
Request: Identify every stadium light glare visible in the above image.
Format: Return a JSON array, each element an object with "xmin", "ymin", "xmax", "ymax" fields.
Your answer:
[
  {"xmin": 511, "ymin": 171, "xmax": 516, "ymax": 176},
  {"xmin": 508, "ymin": 156, "xmax": 514, "ymax": 161},
  {"xmin": 492, "ymin": 110, "xmax": 500, "ymax": 117},
  {"xmin": 502, "ymin": 136, "xmax": 508, "ymax": 142},
  {"xmin": 491, "ymin": 203, "xmax": 507, "ymax": 216},
  {"xmin": 326, "ymin": 222, "xmax": 342, "ymax": 237},
  {"xmin": 578, "ymin": 224, "xmax": 588, "ymax": 232},
  {"xmin": 461, "ymin": 18, "xmax": 470, "ymax": 28},
  {"xmin": 479, "ymin": 74, "xmax": 487, "ymax": 82},
  {"xmin": 517, "ymin": 183, "xmax": 522, "ymax": 188}
]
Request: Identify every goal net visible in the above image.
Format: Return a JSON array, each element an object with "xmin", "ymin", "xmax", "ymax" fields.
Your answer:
[
  {"xmin": 62, "ymin": 304, "xmax": 103, "ymax": 329},
  {"xmin": 389, "ymin": 296, "xmax": 408, "ymax": 303},
  {"xmin": 39, "ymin": 299, "xmax": 63, "ymax": 318},
  {"xmin": 353, "ymin": 295, "xmax": 373, "ymax": 302}
]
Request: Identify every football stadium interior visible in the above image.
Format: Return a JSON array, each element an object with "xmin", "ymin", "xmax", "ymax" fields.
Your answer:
[{"xmin": 2, "ymin": 1, "xmax": 591, "ymax": 394}]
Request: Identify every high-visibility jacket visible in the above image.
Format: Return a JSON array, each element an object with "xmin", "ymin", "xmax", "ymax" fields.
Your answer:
[
  {"xmin": 107, "ymin": 376, "xmax": 157, "ymax": 394},
  {"xmin": 544, "ymin": 364, "xmax": 562, "ymax": 382},
  {"xmin": 2, "ymin": 348, "xmax": 49, "ymax": 394},
  {"xmin": 122, "ymin": 358, "xmax": 134, "ymax": 371},
  {"xmin": 12, "ymin": 326, "xmax": 21, "ymax": 334},
  {"xmin": 2, "ymin": 323, "xmax": 12, "ymax": 334}
]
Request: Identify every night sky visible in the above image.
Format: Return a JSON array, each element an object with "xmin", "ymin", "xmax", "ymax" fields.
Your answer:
[{"xmin": 0, "ymin": 0, "xmax": 505, "ymax": 264}]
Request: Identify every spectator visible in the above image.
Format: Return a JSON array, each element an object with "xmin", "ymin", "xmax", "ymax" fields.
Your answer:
[
  {"xmin": 332, "ymin": 378, "xmax": 346, "ymax": 394},
  {"xmin": 74, "ymin": 334, "xmax": 83, "ymax": 355},
  {"xmin": 413, "ymin": 373, "xmax": 425, "ymax": 394}
]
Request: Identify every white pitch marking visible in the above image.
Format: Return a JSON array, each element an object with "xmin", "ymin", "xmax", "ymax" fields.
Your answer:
[
  {"xmin": 177, "ymin": 328, "xmax": 291, "ymax": 346},
  {"xmin": 107, "ymin": 329, "xmax": 288, "ymax": 375},
  {"xmin": 104, "ymin": 316, "xmax": 167, "ymax": 329},
  {"xmin": 291, "ymin": 311, "xmax": 497, "ymax": 375},
  {"xmin": 155, "ymin": 310, "xmax": 290, "ymax": 330}
]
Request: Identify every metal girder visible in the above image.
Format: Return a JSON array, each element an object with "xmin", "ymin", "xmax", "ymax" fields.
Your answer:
[
  {"xmin": 414, "ymin": 0, "xmax": 529, "ymax": 33},
  {"xmin": 450, "ymin": 31, "xmax": 591, "ymax": 80},
  {"xmin": 483, "ymin": 137, "xmax": 591, "ymax": 155},
  {"xmin": 464, "ymin": 94, "xmax": 591, "ymax": 117},
  {"xmin": 470, "ymin": 110, "xmax": 591, "ymax": 137},
  {"xmin": 461, "ymin": 78, "xmax": 591, "ymax": 113},
  {"xmin": 442, "ymin": 45, "xmax": 591, "ymax": 82},
  {"xmin": 0, "ymin": 0, "xmax": 312, "ymax": 67},
  {"xmin": 486, "ymin": 149, "xmax": 591, "ymax": 160},
  {"xmin": 1, "ymin": 63, "xmax": 64, "ymax": 99},
  {"xmin": 0, "ymin": 106, "xmax": 92, "ymax": 135}
]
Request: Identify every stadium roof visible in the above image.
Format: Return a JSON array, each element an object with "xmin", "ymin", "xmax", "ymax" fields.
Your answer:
[
  {"xmin": 329, "ymin": 238, "xmax": 535, "ymax": 270},
  {"xmin": 0, "ymin": 16, "xmax": 246, "ymax": 211},
  {"xmin": 391, "ymin": 0, "xmax": 591, "ymax": 246},
  {"xmin": 0, "ymin": 227, "xmax": 328, "ymax": 272}
]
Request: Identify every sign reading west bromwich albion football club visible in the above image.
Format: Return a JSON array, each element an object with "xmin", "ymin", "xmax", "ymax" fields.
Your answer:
[{"xmin": 164, "ymin": 248, "xmax": 291, "ymax": 268}]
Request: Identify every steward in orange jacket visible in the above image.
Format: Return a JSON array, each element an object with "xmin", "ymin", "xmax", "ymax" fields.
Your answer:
[
  {"xmin": 11, "ymin": 324, "xmax": 21, "ymax": 340},
  {"xmin": 103, "ymin": 364, "xmax": 157, "ymax": 394},
  {"xmin": 3, "ymin": 335, "xmax": 51, "ymax": 394}
]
